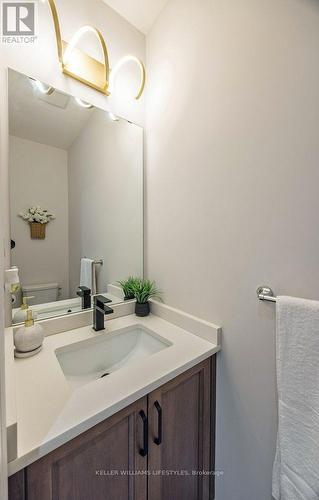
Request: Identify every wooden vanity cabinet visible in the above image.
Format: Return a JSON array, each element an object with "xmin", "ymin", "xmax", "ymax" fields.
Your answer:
[
  {"xmin": 9, "ymin": 398, "xmax": 148, "ymax": 500},
  {"xmin": 148, "ymin": 357, "xmax": 215, "ymax": 500},
  {"xmin": 9, "ymin": 356, "xmax": 216, "ymax": 500}
]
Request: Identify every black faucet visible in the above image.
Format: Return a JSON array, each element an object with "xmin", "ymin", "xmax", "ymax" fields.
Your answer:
[
  {"xmin": 77, "ymin": 286, "xmax": 91, "ymax": 310},
  {"xmin": 93, "ymin": 295, "xmax": 114, "ymax": 331}
]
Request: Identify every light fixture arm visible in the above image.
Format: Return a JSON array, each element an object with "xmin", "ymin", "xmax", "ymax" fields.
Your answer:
[
  {"xmin": 45, "ymin": 0, "xmax": 110, "ymax": 94},
  {"xmin": 110, "ymin": 56, "xmax": 146, "ymax": 100},
  {"xmin": 47, "ymin": 0, "xmax": 63, "ymax": 63},
  {"xmin": 62, "ymin": 25, "xmax": 110, "ymax": 91}
]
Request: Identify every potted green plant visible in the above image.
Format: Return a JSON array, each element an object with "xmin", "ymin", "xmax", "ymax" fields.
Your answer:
[
  {"xmin": 132, "ymin": 279, "xmax": 162, "ymax": 317},
  {"xmin": 117, "ymin": 276, "xmax": 140, "ymax": 301}
]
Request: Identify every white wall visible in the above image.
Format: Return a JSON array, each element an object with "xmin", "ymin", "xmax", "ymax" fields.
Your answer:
[
  {"xmin": 9, "ymin": 136, "xmax": 69, "ymax": 300},
  {"xmin": 146, "ymin": 1, "xmax": 319, "ymax": 499},
  {"xmin": 68, "ymin": 111, "xmax": 143, "ymax": 297}
]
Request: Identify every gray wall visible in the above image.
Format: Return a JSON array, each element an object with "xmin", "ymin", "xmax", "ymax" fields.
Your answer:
[{"xmin": 145, "ymin": 0, "xmax": 319, "ymax": 498}]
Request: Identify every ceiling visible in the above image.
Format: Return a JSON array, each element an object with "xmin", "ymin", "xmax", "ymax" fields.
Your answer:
[
  {"xmin": 9, "ymin": 70, "xmax": 94, "ymax": 150},
  {"xmin": 103, "ymin": 0, "xmax": 168, "ymax": 34}
]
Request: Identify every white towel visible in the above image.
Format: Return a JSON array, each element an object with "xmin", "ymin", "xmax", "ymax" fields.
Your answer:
[
  {"xmin": 273, "ymin": 296, "xmax": 319, "ymax": 500},
  {"xmin": 80, "ymin": 258, "xmax": 96, "ymax": 295}
]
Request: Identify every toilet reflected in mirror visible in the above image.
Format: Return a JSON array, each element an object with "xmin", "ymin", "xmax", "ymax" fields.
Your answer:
[{"xmin": 9, "ymin": 69, "xmax": 143, "ymax": 324}]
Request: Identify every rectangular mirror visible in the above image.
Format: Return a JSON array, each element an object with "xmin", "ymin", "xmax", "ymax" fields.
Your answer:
[{"xmin": 8, "ymin": 69, "xmax": 143, "ymax": 324}]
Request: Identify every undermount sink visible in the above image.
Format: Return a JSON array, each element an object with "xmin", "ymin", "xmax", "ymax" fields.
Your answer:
[{"xmin": 55, "ymin": 325, "xmax": 172, "ymax": 390}]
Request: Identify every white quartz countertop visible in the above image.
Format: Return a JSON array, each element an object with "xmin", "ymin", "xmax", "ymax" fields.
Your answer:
[{"xmin": 6, "ymin": 313, "xmax": 220, "ymax": 476}]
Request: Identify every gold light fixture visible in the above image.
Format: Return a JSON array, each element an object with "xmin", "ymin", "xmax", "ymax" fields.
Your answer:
[
  {"xmin": 109, "ymin": 55, "xmax": 146, "ymax": 100},
  {"xmin": 46, "ymin": 0, "xmax": 145, "ymax": 99},
  {"xmin": 47, "ymin": 0, "xmax": 109, "ymax": 94}
]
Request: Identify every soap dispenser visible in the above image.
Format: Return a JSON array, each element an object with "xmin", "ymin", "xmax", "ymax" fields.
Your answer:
[
  {"xmin": 13, "ymin": 296, "xmax": 37, "ymax": 324},
  {"xmin": 14, "ymin": 309, "xmax": 44, "ymax": 358}
]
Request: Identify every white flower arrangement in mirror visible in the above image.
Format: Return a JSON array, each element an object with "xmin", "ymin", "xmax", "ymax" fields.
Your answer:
[
  {"xmin": 19, "ymin": 206, "xmax": 55, "ymax": 224},
  {"xmin": 19, "ymin": 206, "xmax": 56, "ymax": 239}
]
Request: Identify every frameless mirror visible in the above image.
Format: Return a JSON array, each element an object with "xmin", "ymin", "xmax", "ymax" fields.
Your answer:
[{"xmin": 8, "ymin": 69, "xmax": 143, "ymax": 324}]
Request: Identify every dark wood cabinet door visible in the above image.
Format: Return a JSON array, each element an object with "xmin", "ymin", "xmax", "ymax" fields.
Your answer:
[
  {"xmin": 148, "ymin": 357, "xmax": 214, "ymax": 500},
  {"xmin": 8, "ymin": 470, "xmax": 25, "ymax": 500},
  {"xmin": 25, "ymin": 397, "xmax": 148, "ymax": 500}
]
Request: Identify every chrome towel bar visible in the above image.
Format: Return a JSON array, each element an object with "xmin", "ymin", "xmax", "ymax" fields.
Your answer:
[
  {"xmin": 84, "ymin": 257, "xmax": 103, "ymax": 265},
  {"xmin": 257, "ymin": 286, "xmax": 276, "ymax": 302},
  {"xmin": 94, "ymin": 259, "xmax": 103, "ymax": 265}
]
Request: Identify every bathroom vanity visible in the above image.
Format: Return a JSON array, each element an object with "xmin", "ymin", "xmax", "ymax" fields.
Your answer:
[
  {"xmin": 9, "ymin": 358, "xmax": 215, "ymax": 500},
  {"xmin": 6, "ymin": 306, "xmax": 220, "ymax": 500}
]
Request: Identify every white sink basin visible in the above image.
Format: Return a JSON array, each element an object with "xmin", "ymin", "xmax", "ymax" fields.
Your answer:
[{"xmin": 55, "ymin": 325, "xmax": 171, "ymax": 390}]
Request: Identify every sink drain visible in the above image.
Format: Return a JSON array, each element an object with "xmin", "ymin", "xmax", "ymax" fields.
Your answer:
[{"xmin": 100, "ymin": 373, "xmax": 110, "ymax": 378}]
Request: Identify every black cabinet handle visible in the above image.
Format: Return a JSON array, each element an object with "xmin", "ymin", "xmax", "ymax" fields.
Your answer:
[
  {"xmin": 139, "ymin": 410, "xmax": 148, "ymax": 457},
  {"xmin": 154, "ymin": 401, "xmax": 162, "ymax": 446}
]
